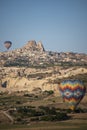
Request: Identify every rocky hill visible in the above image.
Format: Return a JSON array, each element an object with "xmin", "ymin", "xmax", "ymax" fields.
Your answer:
[
  {"xmin": 0, "ymin": 40, "xmax": 87, "ymax": 67},
  {"xmin": 22, "ymin": 40, "xmax": 45, "ymax": 51},
  {"xmin": 0, "ymin": 40, "xmax": 87, "ymax": 94}
]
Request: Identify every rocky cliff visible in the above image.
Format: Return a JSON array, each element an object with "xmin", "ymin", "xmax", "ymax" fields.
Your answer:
[
  {"xmin": 22, "ymin": 40, "xmax": 45, "ymax": 51},
  {"xmin": 0, "ymin": 40, "xmax": 87, "ymax": 95},
  {"xmin": 0, "ymin": 66, "xmax": 87, "ymax": 95}
]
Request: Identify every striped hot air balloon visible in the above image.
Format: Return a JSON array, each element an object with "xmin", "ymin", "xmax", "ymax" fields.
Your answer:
[{"xmin": 59, "ymin": 80, "xmax": 86, "ymax": 110}]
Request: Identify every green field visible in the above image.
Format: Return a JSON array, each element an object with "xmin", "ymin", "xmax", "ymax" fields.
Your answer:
[
  {"xmin": 0, "ymin": 121, "xmax": 87, "ymax": 130},
  {"xmin": 0, "ymin": 92, "xmax": 87, "ymax": 130}
]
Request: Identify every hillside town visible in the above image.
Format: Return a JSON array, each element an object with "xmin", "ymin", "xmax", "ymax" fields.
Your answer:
[
  {"xmin": 0, "ymin": 40, "xmax": 87, "ymax": 94},
  {"xmin": 0, "ymin": 40, "xmax": 87, "ymax": 67}
]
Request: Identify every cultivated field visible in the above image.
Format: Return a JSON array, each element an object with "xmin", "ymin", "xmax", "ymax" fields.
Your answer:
[{"xmin": 0, "ymin": 92, "xmax": 87, "ymax": 130}]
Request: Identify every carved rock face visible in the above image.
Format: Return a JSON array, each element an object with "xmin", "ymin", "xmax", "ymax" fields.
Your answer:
[
  {"xmin": 23, "ymin": 40, "xmax": 45, "ymax": 51},
  {"xmin": 37, "ymin": 41, "xmax": 45, "ymax": 51},
  {"xmin": 27, "ymin": 40, "xmax": 37, "ymax": 47},
  {"xmin": 23, "ymin": 40, "xmax": 37, "ymax": 49}
]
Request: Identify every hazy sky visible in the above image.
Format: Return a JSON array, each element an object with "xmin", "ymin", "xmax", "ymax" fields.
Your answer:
[{"xmin": 0, "ymin": 0, "xmax": 87, "ymax": 53}]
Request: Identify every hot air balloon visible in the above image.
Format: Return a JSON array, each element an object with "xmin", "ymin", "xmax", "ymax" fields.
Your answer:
[
  {"xmin": 4, "ymin": 41, "xmax": 12, "ymax": 50},
  {"xmin": 59, "ymin": 80, "xmax": 86, "ymax": 111}
]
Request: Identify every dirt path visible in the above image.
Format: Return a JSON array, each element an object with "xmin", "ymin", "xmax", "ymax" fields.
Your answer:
[{"xmin": 1, "ymin": 110, "xmax": 14, "ymax": 123}]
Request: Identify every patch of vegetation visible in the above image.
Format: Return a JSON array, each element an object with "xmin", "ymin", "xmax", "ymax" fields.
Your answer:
[
  {"xmin": 9, "ymin": 106, "xmax": 69, "ymax": 123},
  {"xmin": 0, "ymin": 92, "xmax": 87, "ymax": 125},
  {"xmin": 43, "ymin": 90, "xmax": 54, "ymax": 95}
]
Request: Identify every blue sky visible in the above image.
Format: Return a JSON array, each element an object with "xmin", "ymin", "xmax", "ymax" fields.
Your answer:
[{"xmin": 0, "ymin": 0, "xmax": 87, "ymax": 53}]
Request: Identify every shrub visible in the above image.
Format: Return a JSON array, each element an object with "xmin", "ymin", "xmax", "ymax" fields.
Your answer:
[
  {"xmin": 16, "ymin": 101, "xmax": 21, "ymax": 104},
  {"xmin": 44, "ymin": 90, "xmax": 54, "ymax": 95},
  {"xmin": 40, "ymin": 112, "xmax": 68, "ymax": 121},
  {"xmin": 55, "ymin": 112, "xmax": 68, "ymax": 120},
  {"xmin": 16, "ymin": 117, "xmax": 22, "ymax": 122},
  {"xmin": 40, "ymin": 115, "xmax": 54, "ymax": 121}
]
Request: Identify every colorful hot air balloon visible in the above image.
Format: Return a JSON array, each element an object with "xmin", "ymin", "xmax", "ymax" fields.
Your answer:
[
  {"xmin": 4, "ymin": 41, "xmax": 12, "ymax": 50},
  {"xmin": 59, "ymin": 80, "xmax": 86, "ymax": 110}
]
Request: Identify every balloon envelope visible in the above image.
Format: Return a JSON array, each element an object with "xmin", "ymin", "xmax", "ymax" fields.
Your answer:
[
  {"xmin": 59, "ymin": 80, "xmax": 86, "ymax": 110},
  {"xmin": 4, "ymin": 41, "xmax": 12, "ymax": 49}
]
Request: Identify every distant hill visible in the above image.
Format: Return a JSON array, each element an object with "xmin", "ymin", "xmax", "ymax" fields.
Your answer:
[
  {"xmin": 0, "ymin": 40, "xmax": 87, "ymax": 94},
  {"xmin": 0, "ymin": 40, "xmax": 87, "ymax": 67}
]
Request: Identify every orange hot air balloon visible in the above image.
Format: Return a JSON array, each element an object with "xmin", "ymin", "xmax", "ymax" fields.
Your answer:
[{"xmin": 4, "ymin": 41, "xmax": 12, "ymax": 50}]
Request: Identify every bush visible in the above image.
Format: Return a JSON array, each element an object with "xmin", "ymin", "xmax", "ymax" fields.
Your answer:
[
  {"xmin": 39, "ymin": 106, "xmax": 56, "ymax": 115},
  {"xmin": 40, "ymin": 112, "xmax": 68, "ymax": 121},
  {"xmin": 44, "ymin": 90, "xmax": 54, "ymax": 95},
  {"xmin": 16, "ymin": 117, "xmax": 22, "ymax": 122},
  {"xmin": 16, "ymin": 101, "xmax": 21, "ymax": 104},
  {"xmin": 56, "ymin": 112, "xmax": 68, "ymax": 120},
  {"xmin": 40, "ymin": 115, "xmax": 54, "ymax": 121},
  {"xmin": 31, "ymin": 111, "xmax": 44, "ymax": 116}
]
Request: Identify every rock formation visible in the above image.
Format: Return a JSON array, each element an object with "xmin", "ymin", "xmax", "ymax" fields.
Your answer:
[
  {"xmin": 0, "ymin": 40, "xmax": 87, "ymax": 95},
  {"xmin": 37, "ymin": 41, "xmax": 45, "ymax": 51},
  {"xmin": 23, "ymin": 40, "xmax": 45, "ymax": 51},
  {"xmin": 23, "ymin": 40, "xmax": 36, "ymax": 49}
]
